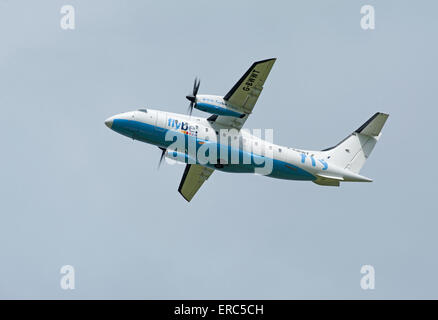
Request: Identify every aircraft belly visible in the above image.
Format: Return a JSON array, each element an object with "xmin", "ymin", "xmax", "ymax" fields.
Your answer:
[
  {"xmin": 267, "ymin": 160, "xmax": 316, "ymax": 181},
  {"xmin": 213, "ymin": 160, "xmax": 315, "ymax": 181}
]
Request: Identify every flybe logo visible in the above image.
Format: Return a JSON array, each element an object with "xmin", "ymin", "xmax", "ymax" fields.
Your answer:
[
  {"xmin": 168, "ymin": 118, "xmax": 197, "ymax": 136},
  {"xmin": 301, "ymin": 153, "xmax": 328, "ymax": 170}
]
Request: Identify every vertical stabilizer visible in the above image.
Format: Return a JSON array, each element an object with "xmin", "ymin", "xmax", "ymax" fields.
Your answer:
[{"xmin": 321, "ymin": 112, "xmax": 389, "ymax": 173}]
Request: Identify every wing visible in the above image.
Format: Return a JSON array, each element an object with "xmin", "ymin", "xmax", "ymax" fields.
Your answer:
[
  {"xmin": 178, "ymin": 164, "xmax": 214, "ymax": 202},
  {"xmin": 209, "ymin": 58, "xmax": 276, "ymax": 130}
]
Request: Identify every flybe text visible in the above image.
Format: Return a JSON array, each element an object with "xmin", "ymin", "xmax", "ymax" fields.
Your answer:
[{"xmin": 168, "ymin": 118, "xmax": 197, "ymax": 136}]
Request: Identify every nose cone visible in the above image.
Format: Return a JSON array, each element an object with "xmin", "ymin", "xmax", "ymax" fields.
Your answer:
[{"xmin": 104, "ymin": 117, "xmax": 113, "ymax": 129}]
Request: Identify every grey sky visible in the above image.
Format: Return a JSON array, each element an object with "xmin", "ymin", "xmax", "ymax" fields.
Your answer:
[{"xmin": 0, "ymin": 0, "xmax": 437, "ymax": 299}]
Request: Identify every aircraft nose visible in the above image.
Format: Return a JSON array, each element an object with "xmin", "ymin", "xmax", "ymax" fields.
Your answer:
[{"xmin": 104, "ymin": 117, "xmax": 113, "ymax": 129}]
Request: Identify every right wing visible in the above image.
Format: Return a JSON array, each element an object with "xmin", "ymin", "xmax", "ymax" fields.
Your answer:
[
  {"xmin": 178, "ymin": 164, "xmax": 214, "ymax": 202},
  {"xmin": 209, "ymin": 58, "xmax": 276, "ymax": 130}
]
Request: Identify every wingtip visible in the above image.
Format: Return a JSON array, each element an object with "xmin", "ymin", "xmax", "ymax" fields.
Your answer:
[
  {"xmin": 375, "ymin": 112, "xmax": 389, "ymax": 118},
  {"xmin": 254, "ymin": 57, "xmax": 277, "ymax": 64},
  {"xmin": 178, "ymin": 190, "xmax": 192, "ymax": 202}
]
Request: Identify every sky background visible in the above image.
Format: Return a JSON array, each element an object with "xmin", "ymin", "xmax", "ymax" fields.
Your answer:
[{"xmin": 0, "ymin": 0, "xmax": 437, "ymax": 299}]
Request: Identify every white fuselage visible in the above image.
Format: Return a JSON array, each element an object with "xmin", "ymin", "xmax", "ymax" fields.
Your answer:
[{"xmin": 105, "ymin": 108, "xmax": 371, "ymax": 182}]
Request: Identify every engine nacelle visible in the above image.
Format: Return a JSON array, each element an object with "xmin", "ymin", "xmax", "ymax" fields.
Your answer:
[{"xmin": 195, "ymin": 95, "xmax": 245, "ymax": 118}]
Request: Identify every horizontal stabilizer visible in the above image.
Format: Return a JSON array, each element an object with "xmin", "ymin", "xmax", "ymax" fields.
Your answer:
[
  {"xmin": 313, "ymin": 174, "xmax": 343, "ymax": 187},
  {"xmin": 315, "ymin": 173, "xmax": 343, "ymax": 180},
  {"xmin": 313, "ymin": 171, "xmax": 372, "ymax": 186}
]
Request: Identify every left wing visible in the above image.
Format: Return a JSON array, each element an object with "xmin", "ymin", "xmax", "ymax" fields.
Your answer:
[
  {"xmin": 209, "ymin": 58, "xmax": 276, "ymax": 129},
  {"xmin": 178, "ymin": 164, "xmax": 214, "ymax": 202}
]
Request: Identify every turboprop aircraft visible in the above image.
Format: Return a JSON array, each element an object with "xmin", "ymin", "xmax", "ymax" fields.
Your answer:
[{"xmin": 105, "ymin": 58, "xmax": 389, "ymax": 202}]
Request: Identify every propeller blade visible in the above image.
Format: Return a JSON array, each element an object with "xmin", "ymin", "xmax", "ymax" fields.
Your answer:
[
  {"xmin": 187, "ymin": 101, "xmax": 194, "ymax": 116},
  {"xmin": 158, "ymin": 148, "xmax": 166, "ymax": 169},
  {"xmin": 193, "ymin": 78, "xmax": 200, "ymax": 96},
  {"xmin": 193, "ymin": 77, "xmax": 198, "ymax": 95},
  {"xmin": 185, "ymin": 77, "xmax": 200, "ymax": 116}
]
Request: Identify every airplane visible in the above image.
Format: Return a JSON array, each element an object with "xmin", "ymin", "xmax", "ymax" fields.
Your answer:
[{"xmin": 105, "ymin": 58, "xmax": 389, "ymax": 202}]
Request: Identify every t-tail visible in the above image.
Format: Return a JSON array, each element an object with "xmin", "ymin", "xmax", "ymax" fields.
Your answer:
[{"xmin": 317, "ymin": 112, "xmax": 389, "ymax": 185}]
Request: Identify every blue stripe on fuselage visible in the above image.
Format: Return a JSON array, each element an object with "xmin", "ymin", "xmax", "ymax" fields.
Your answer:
[
  {"xmin": 195, "ymin": 102, "xmax": 244, "ymax": 118},
  {"xmin": 110, "ymin": 119, "xmax": 315, "ymax": 181}
]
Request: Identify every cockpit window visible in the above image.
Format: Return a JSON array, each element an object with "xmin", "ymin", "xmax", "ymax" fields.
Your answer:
[{"xmin": 138, "ymin": 109, "xmax": 148, "ymax": 113}]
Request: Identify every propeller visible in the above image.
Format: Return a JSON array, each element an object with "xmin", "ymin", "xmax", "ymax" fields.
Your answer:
[
  {"xmin": 186, "ymin": 78, "xmax": 200, "ymax": 116},
  {"xmin": 158, "ymin": 147, "xmax": 166, "ymax": 169}
]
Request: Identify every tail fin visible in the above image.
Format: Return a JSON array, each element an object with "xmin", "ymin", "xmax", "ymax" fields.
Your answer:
[{"xmin": 322, "ymin": 112, "xmax": 389, "ymax": 173}]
